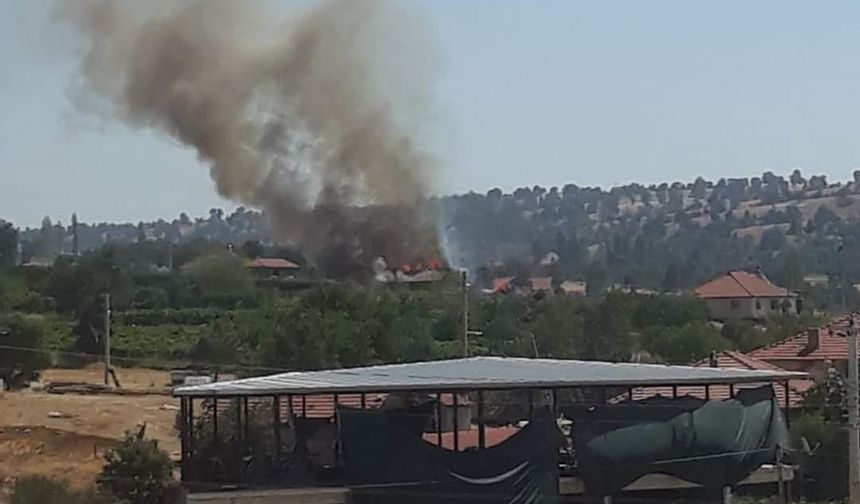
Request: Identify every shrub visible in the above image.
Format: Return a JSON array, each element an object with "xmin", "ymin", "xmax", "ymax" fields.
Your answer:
[
  {"xmin": 11, "ymin": 475, "xmax": 72, "ymax": 504},
  {"xmin": 98, "ymin": 432, "xmax": 178, "ymax": 504}
]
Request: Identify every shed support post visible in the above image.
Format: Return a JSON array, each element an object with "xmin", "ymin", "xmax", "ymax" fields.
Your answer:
[
  {"xmin": 212, "ymin": 398, "xmax": 218, "ymax": 445},
  {"xmin": 302, "ymin": 395, "xmax": 307, "ymax": 418},
  {"xmin": 722, "ymin": 485, "xmax": 732, "ymax": 504},
  {"xmin": 453, "ymin": 393, "xmax": 460, "ymax": 452},
  {"xmin": 729, "ymin": 384, "xmax": 735, "ymax": 398},
  {"xmin": 180, "ymin": 397, "xmax": 188, "ymax": 481},
  {"xmin": 436, "ymin": 392, "xmax": 443, "ymax": 447},
  {"xmin": 705, "ymin": 385, "xmax": 710, "ymax": 401},
  {"xmin": 528, "ymin": 390, "xmax": 535, "ymax": 419},
  {"xmin": 235, "ymin": 397, "xmax": 243, "ymax": 445},
  {"xmin": 188, "ymin": 398, "xmax": 195, "ymax": 459},
  {"xmin": 627, "ymin": 387, "xmax": 633, "ymax": 401},
  {"xmin": 243, "ymin": 397, "xmax": 249, "ymax": 442},
  {"xmin": 551, "ymin": 389, "xmax": 558, "ymax": 418},
  {"xmin": 478, "ymin": 390, "xmax": 486, "ymax": 449},
  {"xmin": 333, "ymin": 394, "xmax": 340, "ymax": 469},
  {"xmin": 274, "ymin": 395, "xmax": 281, "ymax": 474},
  {"xmin": 672, "ymin": 385, "xmax": 678, "ymax": 399},
  {"xmin": 360, "ymin": 393, "xmax": 366, "ymax": 409}
]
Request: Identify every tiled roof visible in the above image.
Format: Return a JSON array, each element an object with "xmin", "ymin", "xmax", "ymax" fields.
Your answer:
[
  {"xmin": 749, "ymin": 313, "xmax": 858, "ymax": 362},
  {"xmin": 492, "ymin": 277, "xmax": 515, "ymax": 293},
  {"xmin": 422, "ymin": 427, "xmax": 519, "ymax": 450},
  {"xmin": 246, "ymin": 257, "xmax": 300, "ymax": 270},
  {"xmin": 694, "ymin": 270, "xmax": 790, "ymax": 299},
  {"xmin": 623, "ymin": 351, "xmax": 814, "ymax": 409},
  {"xmin": 213, "ymin": 393, "xmax": 386, "ymax": 419}
]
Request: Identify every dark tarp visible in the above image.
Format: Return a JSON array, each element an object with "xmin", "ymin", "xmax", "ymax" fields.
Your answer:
[
  {"xmin": 566, "ymin": 386, "xmax": 789, "ymax": 495},
  {"xmin": 338, "ymin": 406, "xmax": 560, "ymax": 504}
]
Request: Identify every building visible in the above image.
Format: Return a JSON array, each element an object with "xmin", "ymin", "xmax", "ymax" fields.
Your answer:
[
  {"xmin": 560, "ymin": 280, "xmax": 587, "ymax": 296},
  {"xmin": 174, "ymin": 356, "xmax": 802, "ymax": 501},
  {"xmin": 694, "ymin": 270, "xmax": 798, "ymax": 321},
  {"xmin": 625, "ymin": 350, "xmax": 814, "ymax": 409},
  {"xmin": 245, "ymin": 257, "xmax": 300, "ymax": 277},
  {"xmin": 749, "ymin": 314, "xmax": 856, "ymax": 382}
]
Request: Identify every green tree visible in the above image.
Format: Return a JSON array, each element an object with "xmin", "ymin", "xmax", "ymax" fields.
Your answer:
[
  {"xmin": 0, "ymin": 314, "xmax": 51, "ymax": 389},
  {"xmin": 0, "ymin": 219, "xmax": 18, "ymax": 268},
  {"xmin": 98, "ymin": 432, "xmax": 177, "ymax": 504},
  {"xmin": 644, "ymin": 321, "xmax": 729, "ymax": 364}
]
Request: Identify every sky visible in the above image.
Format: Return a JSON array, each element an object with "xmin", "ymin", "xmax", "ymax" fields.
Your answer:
[{"xmin": 3, "ymin": 1, "xmax": 860, "ymax": 227}]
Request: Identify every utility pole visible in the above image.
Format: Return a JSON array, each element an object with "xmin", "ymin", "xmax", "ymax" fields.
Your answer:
[
  {"xmin": 462, "ymin": 270, "xmax": 469, "ymax": 357},
  {"xmin": 104, "ymin": 292, "xmax": 111, "ymax": 386},
  {"xmin": 849, "ymin": 317, "xmax": 860, "ymax": 504}
]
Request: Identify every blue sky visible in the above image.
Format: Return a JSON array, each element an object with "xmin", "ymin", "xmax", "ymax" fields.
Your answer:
[{"xmin": 3, "ymin": 1, "xmax": 860, "ymax": 227}]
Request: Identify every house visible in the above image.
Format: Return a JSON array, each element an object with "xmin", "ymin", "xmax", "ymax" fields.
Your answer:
[
  {"xmin": 492, "ymin": 277, "xmax": 515, "ymax": 294},
  {"xmin": 749, "ymin": 314, "xmax": 857, "ymax": 382},
  {"xmin": 246, "ymin": 257, "xmax": 300, "ymax": 277},
  {"xmin": 803, "ymin": 273, "xmax": 829, "ymax": 287},
  {"xmin": 624, "ymin": 350, "xmax": 814, "ymax": 409},
  {"xmin": 560, "ymin": 280, "xmax": 587, "ymax": 296},
  {"xmin": 694, "ymin": 270, "xmax": 798, "ymax": 321},
  {"xmin": 527, "ymin": 277, "xmax": 553, "ymax": 294}
]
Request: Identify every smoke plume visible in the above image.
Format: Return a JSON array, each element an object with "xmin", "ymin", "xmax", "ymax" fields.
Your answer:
[{"xmin": 58, "ymin": 0, "xmax": 440, "ymax": 277}]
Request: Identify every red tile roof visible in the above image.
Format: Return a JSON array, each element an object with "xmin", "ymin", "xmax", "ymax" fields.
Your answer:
[
  {"xmin": 422, "ymin": 426, "xmax": 519, "ymax": 450},
  {"xmin": 623, "ymin": 351, "xmax": 813, "ymax": 409},
  {"xmin": 694, "ymin": 270, "xmax": 790, "ymax": 299},
  {"xmin": 749, "ymin": 313, "xmax": 858, "ymax": 362},
  {"xmin": 492, "ymin": 277, "xmax": 515, "ymax": 293},
  {"xmin": 246, "ymin": 257, "xmax": 300, "ymax": 270}
]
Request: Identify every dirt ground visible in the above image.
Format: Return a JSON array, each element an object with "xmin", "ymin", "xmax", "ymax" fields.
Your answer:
[{"xmin": 0, "ymin": 365, "xmax": 181, "ymax": 498}]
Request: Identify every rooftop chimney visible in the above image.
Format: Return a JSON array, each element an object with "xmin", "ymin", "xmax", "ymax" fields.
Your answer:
[
  {"xmin": 709, "ymin": 350, "xmax": 718, "ymax": 368},
  {"xmin": 805, "ymin": 327, "xmax": 820, "ymax": 354}
]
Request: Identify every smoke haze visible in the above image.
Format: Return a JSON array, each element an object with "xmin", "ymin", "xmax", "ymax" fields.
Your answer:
[{"xmin": 57, "ymin": 0, "xmax": 440, "ymax": 276}]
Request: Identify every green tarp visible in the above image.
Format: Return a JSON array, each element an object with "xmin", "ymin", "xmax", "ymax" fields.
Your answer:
[
  {"xmin": 566, "ymin": 386, "xmax": 789, "ymax": 495},
  {"xmin": 339, "ymin": 406, "xmax": 560, "ymax": 504}
]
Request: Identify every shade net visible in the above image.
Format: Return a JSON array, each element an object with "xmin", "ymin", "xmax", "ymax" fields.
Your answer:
[
  {"xmin": 564, "ymin": 385, "xmax": 789, "ymax": 495},
  {"xmin": 338, "ymin": 405, "xmax": 561, "ymax": 504}
]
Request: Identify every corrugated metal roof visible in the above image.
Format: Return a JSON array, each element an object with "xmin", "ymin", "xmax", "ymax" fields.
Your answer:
[{"xmin": 174, "ymin": 357, "xmax": 805, "ymax": 397}]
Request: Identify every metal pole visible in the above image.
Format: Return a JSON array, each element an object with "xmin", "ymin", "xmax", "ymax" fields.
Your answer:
[
  {"xmin": 273, "ymin": 395, "xmax": 281, "ymax": 473},
  {"xmin": 436, "ymin": 392, "xmax": 443, "ymax": 447},
  {"xmin": 705, "ymin": 385, "xmax": 710, "ymax": 401},
  {"xmin": 462, "ymin": 271, "xmax": 469, "ymax": 357},
  {"xmin": 104, "ymin": 293, "xmax": 111, "ymax": 386},
  {"xmin": 212, "ymin": 398, "xmax": 218, "ymax": 445},
  {"xmin": 848, "ymin": 320, "xmax": 860, "ymax": 504},
  {"xmin": 777, "ymin": 445, "xmax": 785, "ymax": 504},
  {"xmin": 243, "ymin": 397, "xmax": 249, "ymax": 442},
  {"xmin": 180, "ymin": 398, "xmax": 188, "ymax": 480},
  {"xmin": 452, "ymin": 393, "xmax": 460, "ymax": 451},
  {"xmin": 478, "ymin": 391, "xmax": 486, "ymax": 449}
]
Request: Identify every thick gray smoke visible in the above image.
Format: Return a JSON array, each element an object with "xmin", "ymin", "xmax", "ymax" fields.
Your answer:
[{"xmin": 58, "ymin": 0, "xmax": 440, "ymax": 277}]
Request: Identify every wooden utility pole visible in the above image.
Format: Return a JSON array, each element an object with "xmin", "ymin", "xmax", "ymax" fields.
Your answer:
[
  {"xmin": 104, "ymin": 293, "xmax": 111, "ymax": 386},
  {"xmin": 849, "ymin": 318, "xmax": 860, "ymax": 504},
  {"xmin": 462, "ymin": 271, "xmax": 469, "ymax": 357}
]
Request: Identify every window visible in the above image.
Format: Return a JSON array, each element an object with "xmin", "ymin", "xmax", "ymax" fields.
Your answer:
[
  {"xmin": 730, "ymin": 299, "xmax": 740, "ymax": 309},
  {"xmin": 771, "ymin": 299, "xmax": 779, "ymax": 310},
  {"xmin": 755, "ymin": 300, "xmax": 762, "ymax": 310}
]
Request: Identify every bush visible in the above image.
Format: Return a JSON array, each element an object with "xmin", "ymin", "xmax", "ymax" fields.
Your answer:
[
  {"xmin": 0, "ymin": 314, "xmax": 51, "ymax": 389},
  {"xmin": 98, "ymin": 432, "xmax": 179, "ymax": 504},
  {"xmin": 11, "ymin": 475, "xmax": 72, "ymax": 504}
]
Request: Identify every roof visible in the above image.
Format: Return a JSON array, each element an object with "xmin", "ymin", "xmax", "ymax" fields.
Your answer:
[
  {"xmin": 492, "ymin": 277, "xmax": 514, "ymax": 293},
  {"xmin": 246, "ymin": 257, "xmax": 300, "ymax": 270},
  {"xmin": 174, "ymin": 356, "xmax": 805, "ymax": 397},
  {"xmin": 749, "ymin": 313, "xmax": 857, "ymax": 362},
  {"xmin": 422, "ymin": 427, "xmax": 519, "ymax": 450},
  {"xmin": 624, "ymin": 351, "xmax": 814, "ymax": 409},
  {"xmin": 560, "ymin": 280, "xmax": 586, "ymax": 295},
  {"xmin": 694, "ymin": 270, "xmax": 790, "ymax": 299},
  {"xmin": 529, "ymin": 277, "xmax": 553, "ymax": 291}
]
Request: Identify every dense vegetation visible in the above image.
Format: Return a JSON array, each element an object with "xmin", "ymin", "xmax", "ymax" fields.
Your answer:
[
  {"xmin": 9, "ymin": 170, "xmax": 860, "ymax": 312},
  {"xmin": 0, "ymin": 234, "xmax": 821, "ymax": 383}
]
